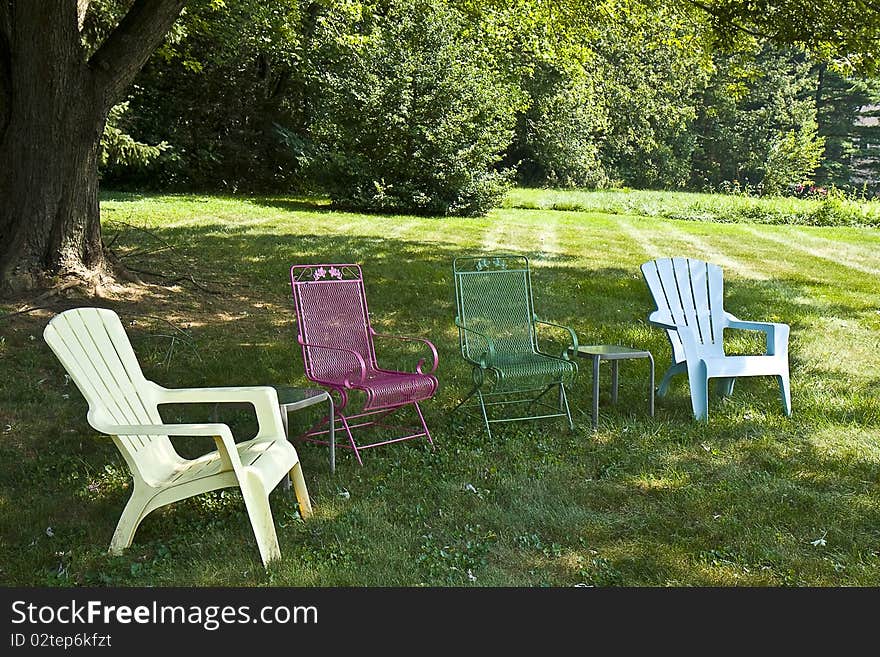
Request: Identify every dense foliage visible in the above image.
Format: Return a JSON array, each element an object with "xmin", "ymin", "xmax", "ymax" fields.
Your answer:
[
  {"xmin": 691, "ymin": 46, "xmax": 825, "ymax": 194},
  {"xmin": 301, "ymin": 0, "xmax": 519, "ymax": 215},
  {"xmin": 95, "ymin": 0, "xmax": 880, "ymax": 209},
  {"xmin": 99, "ymin": 0, "xmax": 303, "ymax": 191}
]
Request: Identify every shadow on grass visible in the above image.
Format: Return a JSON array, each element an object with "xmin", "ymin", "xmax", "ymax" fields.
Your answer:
[
  {"xmin": 2, "ymin": 212, "xmax": 880, "ymax": 585},
  {"xmin": 250, "ymin": 196, "xmax": 464, "ymax": 220},
  {"xmin": 248, "ymin": 197, "xmax": 334, "ymax": 214}
]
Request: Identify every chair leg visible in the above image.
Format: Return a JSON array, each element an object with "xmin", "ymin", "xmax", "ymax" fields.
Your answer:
[
  {"xmin": 109, "ymin": 489, "xmax": 151, "ymax": 555},
  {"xmin": 452, "ymin": 385, "xmax": 479, "ymax": 414},
  {"xmin": 289, "ymin": 461, "xmax": 313, "ymax": 518},
  {"xmin": 560, "ymin": 383, "xmax": 574, "ymax": 431},
  {"xmin": 611, "ymin": 361, "xmax": 619, "ymax": 404},
  {"xmin": 716, "ymin": 377, "xmax": 736, "ymax": 397},
  {"xmin": 687, "ymin": 361, "xmax": 710, "ymax": 422},
  {"xmin": 337, "ymin": 412, "xmax": 363, "ymax": 466},
  {"xmin": 476, "ymin": 390, "xmax": 493, "ymax": 439},
  {"xmin": 412, "ymin": 401, "xmax": 434, "ymax": 448},
  {"xmin": 592, "ymin": 354, "xmax": 600, "ymax": 431},
  {"xmin": 657, "ymin": 362, "xmax": 686, "ymax": 398},
  {"xmin": 777, "ymin": 373, "xmax": 792, "ymax": 416},
  {"xmin": 239, "ymin": 473, "xmax": 281, "ymax": 567}
]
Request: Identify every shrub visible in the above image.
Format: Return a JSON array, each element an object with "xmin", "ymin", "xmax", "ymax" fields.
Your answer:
[
  {"xmin": 761, "ymin": 123, "xmax": 825, "ymax": 196},
  {"xmin": 99, "ymin": 102, "xmax": 169, "ymax": 176},
  {"xmin": 692, "ymin": 46, "xmax": 823, "ymax": 194},
  {"xmin": 102, "ymin": 0, "xmax": 304, "ymax": 192},
  {"xmin": 807, "ymin": 186, "xmax": 880, "ymax": 226},
  {"xmin": 303, "ymin": 0, "xmax": 521, "ymax": 216}
]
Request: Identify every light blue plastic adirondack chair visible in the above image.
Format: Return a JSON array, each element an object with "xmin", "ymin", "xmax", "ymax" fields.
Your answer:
[{"xmin": 640, "ymin": 257, "xmax": 791, "ymax": 421}]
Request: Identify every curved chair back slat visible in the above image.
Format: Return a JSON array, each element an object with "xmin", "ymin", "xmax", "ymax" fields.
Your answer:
[
  {"xmin": 43, "ymin": 308, "xmax": 178, "ymax": 480},
  {"xmin": 641, "ymin": 257, "xmax": 726, "ymax": 360}
]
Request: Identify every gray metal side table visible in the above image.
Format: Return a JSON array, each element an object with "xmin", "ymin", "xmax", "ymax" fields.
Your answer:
[
  {"xmin": 273, "ymin": 386, "xmax": 335, "ymax": 477},
  {"xmin": 570, "ymin": 345, "xmax": 654, "ymax": 431}
]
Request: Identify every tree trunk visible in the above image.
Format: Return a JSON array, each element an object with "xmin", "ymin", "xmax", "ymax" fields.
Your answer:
[
  {"xmin": 0, "ymin": 77, "xmax": 106, "ymax": 293},
  {"xmin": 0, "ymin": 2, "xmax": 105, "ymax": 294},
  {"xmin": 0, "ymin": 0, "xmax": 186, "ymax": 296}
]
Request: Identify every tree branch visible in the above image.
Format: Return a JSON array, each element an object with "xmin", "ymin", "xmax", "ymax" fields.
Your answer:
[
  {"xmin": 121, "ymin": 265, "xmax": 221, "ymax": 295},
  {"xmin": 88, "ymin": 0, "xmax": 186, "ymax": 107},
  {"xmin": 682, "ymin": 0, "xmax": 767, "ymax": 40}
]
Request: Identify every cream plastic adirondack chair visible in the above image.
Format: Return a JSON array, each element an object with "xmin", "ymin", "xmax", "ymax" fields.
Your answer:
[
  {"xmin": 43, "ymin": 307, "xmax": 312, "ymax": 567},
  {"xmin": 641, "ymin": 257, "xmax": 791, "ymax": 421}
]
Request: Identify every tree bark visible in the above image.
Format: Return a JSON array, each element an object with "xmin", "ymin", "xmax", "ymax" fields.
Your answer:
[{"xmin": 0, "ymin": 0, "xmax": 185, "ymax": 295}]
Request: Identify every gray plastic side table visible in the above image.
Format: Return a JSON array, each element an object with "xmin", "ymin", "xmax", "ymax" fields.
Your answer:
[
  {"xmin": 570, "ymin": 345, "xmax": 655, "ymax": 430},
  {"xmin": 273, "ymin": 386, "xmax": 335, "ymax": 477}
]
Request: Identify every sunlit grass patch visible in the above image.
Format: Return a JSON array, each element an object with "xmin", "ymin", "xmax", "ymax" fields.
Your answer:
[{"xmin": 1, "ymin": 188, "xmax": 879, "ymax": 586}]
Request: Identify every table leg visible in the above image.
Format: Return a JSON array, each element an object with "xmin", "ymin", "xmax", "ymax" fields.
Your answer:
[
  {"xmin": 611, "ymin": 361, "xmax": 619, "ymax": 405},
  {"xmin": 592, "ymin": 355, "xmax": 600, "ymax": 432},
  {"xmin": 280, "ymin": 405, "xmax": 292, "ymax": 491},
  {"xmin": 648, "ymin": 353, "xmax": 655, "ymax": 417}
]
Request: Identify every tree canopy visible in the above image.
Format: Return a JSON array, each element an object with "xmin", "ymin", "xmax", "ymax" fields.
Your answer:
[{"xmin": 687, "ymin": 0, "xmax": 880, "ymax": 73}]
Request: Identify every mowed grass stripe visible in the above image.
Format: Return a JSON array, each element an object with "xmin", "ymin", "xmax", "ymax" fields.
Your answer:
[
  {"xmin": 3, "ymin": 191, "xmax": 880, "ymax": 587},
  {"xmin": 742, "ymin": 225, "xmax": 880, "ymax": 278}
]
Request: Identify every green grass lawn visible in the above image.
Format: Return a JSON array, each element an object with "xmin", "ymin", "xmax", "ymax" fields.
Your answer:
[
  {"xmin": 505, "ymin": 186, "xmax": 880, "ymax": 227},
  {"xmin": 1, "ymin": 189, "xmax": 879, "ymax": 586}
]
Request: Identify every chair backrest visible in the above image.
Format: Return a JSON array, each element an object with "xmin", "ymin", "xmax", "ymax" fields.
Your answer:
[
  {"xmin": 43, "ymin": 307, "xmax": 179, "ymax": 480},
  {"xmin": 290, "ymin": 264, "xmax": 375, "ymax": 383},
  {"xmin": 453, "ymin": 255, "xmax": 537, "ymax": 361},
  {"xmin": 640, "ymin": 257, "xmax": 727, "ymax": 361}
]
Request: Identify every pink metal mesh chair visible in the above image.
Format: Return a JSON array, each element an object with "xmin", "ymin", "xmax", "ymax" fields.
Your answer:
[{"xmin": 290, "ymin": 264, "xmax": 439, "ymax": 465}]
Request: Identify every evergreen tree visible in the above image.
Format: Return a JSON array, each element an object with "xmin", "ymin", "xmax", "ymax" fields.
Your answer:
[
  {"xmin": 691, "ymin": 45, "xmax": 824, "ymax": 194},
  {"xmin": 814, "ymin": 65, "xmax": 880, "ymax": 193}
]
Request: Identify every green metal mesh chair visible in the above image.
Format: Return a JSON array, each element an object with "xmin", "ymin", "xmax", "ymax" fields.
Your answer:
[{"xmin": 452, "ymin": 255, "xmax": 578, "ymax": 437}]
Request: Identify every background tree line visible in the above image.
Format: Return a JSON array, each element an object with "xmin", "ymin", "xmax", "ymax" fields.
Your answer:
[{"xmin": 97, "ymin": 0, "xmax": 880, "ymax": 216}]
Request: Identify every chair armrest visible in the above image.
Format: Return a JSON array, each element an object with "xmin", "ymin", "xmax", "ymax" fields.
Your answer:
[
  {"xmin": 724, "ymin": 313, "xmax": 790, "ymax": 357},
  {"xmin": 647, "ymin": 310, "xmax": 677, "ymax": 330},
  {"xmin": 148, "ymin": 383, "xmax": 285, "ymax": 440},
  {"xmin": 152, "ymin": 384, "xmax": 279, "ymax": 405},
  {"xmin": 534, "ymin": 318, "xmax": 579, "ymax": 359},
  {"xmin": 369, "ymin": 329, "xmax": 439, "ymax": 374},
  {"xmin": 297, "ymin": 337, "xmax": 367, "ymax": 387},
  {"xmin": 454, "ymin": 317, "xmax": 496, "ymax": 367},
  {"xmin": 89, "ymin": 417, "xmax": 245, "ymax": 473},
  {"xmin": 99, "ymin": 420, "xmax": 231, "ymax": 438},
  {"xmin": 647, "ymin": 318, "xmax": 703, "ymax": 361}
]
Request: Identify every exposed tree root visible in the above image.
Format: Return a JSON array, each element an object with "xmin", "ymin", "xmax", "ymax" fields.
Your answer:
[
  {"xmin": 103, "ymin": 222, "xmax": 220, "ymax": 294},
  {"xmin": 1, "ymin": 235, "xmax": 220, "ymax": 317}
]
